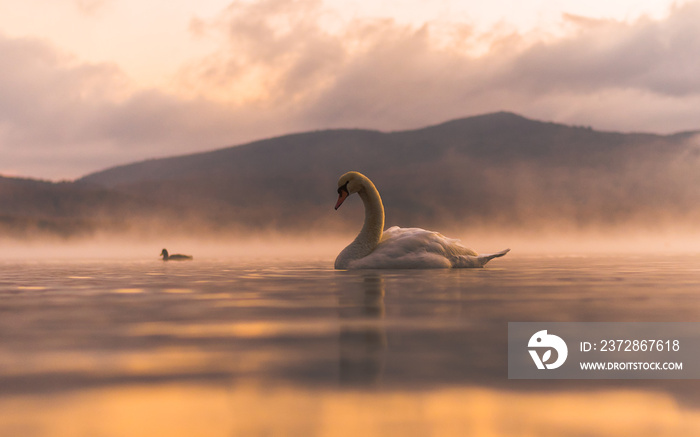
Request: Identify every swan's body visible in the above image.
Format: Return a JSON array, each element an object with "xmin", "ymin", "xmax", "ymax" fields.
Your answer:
[
  {"xmin": 160, "ymin": 248, "xmax": 193, "ymax": 261},
  {"xmin": 334, "ymin": 171, "xmax": 509, "ymax": 269}
]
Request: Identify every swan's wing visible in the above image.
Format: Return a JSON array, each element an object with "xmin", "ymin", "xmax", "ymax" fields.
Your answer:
[
  {"xmin": 347, "ymin": 226, "xmax": 479, "ymax": 269},
  {"xmin": 381, "ymin": 226, "xmax": 478, "ymax": 256}
]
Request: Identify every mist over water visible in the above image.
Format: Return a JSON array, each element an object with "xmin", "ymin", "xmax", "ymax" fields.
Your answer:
[{"xmin": 3, "ymin": 226, "xmax": 700, "ymax": 263}]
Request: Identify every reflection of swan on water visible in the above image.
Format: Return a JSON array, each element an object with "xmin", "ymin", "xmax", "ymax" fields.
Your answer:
[
  {"xmin": 334, "ymin": 171, "xmax": 510, "ymax": 269},
  {"xmin": 339, "ymin": 274, "xmax": 386, "ymax": 385},
  {"xmin": 160, "ymin": 248, "xmax": 193, "ymax": 261}
]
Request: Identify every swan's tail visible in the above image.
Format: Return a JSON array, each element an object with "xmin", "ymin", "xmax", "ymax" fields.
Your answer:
[
  {"xmin": 476, "ymin": 248, "xmax": 510, "ymax": 266},
  {"xmin": 453, "ymin": 248, "xmax": 510, "ymax": 268}
]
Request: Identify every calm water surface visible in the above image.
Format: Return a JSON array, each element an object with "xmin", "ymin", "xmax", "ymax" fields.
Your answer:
[{"xmin": 0, "ymin": 253, "xmax": 699, "ymax": 436}]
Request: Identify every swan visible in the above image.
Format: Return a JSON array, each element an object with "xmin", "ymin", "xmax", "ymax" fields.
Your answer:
[
  {"xmin": 334, "ymin": 171, "xmax": 509, "ymax": 269},
  {"xmin": 160, "ymin": 248, "xmax": 193, "ymax": 261}
]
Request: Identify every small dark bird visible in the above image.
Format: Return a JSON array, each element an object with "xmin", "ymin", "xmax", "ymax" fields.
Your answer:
[{"xmin": 160, "ymin": 248, "xmax": 193, "ymax": 261}]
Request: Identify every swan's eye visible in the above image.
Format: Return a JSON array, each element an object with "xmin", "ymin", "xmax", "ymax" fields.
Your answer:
[{"xmin": 337, "ymin": 181, "xmax": 349, "ymax": 194}]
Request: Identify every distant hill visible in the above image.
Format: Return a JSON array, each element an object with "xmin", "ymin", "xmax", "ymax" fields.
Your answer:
[
  {"xmin": 0, "ymin": 176, "xmax": 183, "ymax": 238},
  {"xmin": 2, "ymin": 112, "xmax": 700, "ymax": 239}
]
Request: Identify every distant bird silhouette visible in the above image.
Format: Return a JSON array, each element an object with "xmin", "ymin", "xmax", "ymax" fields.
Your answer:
[{"xmin": 160, "ymin": 248, "xmax": 193, "ymax": 261}]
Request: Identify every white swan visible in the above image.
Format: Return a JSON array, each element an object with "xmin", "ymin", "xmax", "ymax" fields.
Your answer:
[{"xmin": 334, "ymin": 171, "xmax": 509, "ymax": 269}]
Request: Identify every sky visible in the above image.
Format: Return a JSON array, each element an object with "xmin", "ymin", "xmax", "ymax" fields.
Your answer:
[{"xmin": 0, "ymin": 0, "xmax": 699, "ymax": 180}]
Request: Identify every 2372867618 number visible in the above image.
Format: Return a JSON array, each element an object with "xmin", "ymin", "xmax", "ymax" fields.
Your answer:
[{"xmin": 599, "ymin": 339, "xmax": 680, "ymax": 352}]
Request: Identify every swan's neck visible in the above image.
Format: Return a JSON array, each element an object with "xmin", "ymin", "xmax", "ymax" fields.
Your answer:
[
  {"xmin": 335, "ymin": 181, "xmax": 384, "ymax": 268},
  {"xmin": 357, "ymin": 185, "xmax": 384, "ymax": 248}
]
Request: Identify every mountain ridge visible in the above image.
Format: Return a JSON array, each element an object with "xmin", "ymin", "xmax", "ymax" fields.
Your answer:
[
  {"xmin": 81, "ymin": 111, "xmax": 695, "ymax": 189},
  {"xmin": 2, "ymin": 111, "xmax": 700, "ymax": 239}
]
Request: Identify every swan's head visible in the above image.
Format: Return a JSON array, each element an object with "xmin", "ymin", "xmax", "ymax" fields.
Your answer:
[
  {"xmin": 160, "ymin": 248, "xmax": 168, "ymax": 257},
  {"xmin": 335, "ymin": 171, "xmax": 366, "ymax": 210}
]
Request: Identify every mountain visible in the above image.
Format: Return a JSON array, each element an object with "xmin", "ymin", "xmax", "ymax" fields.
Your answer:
[
  {"xmin": 2, "ymin": 112, "xmax": 700, "ymax": 239},
  {"xmin": 0, "ymin": 175, "xmax": 184, "ymax": 238}
]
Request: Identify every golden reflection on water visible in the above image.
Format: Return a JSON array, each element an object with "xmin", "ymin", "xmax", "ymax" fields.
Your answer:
[
  {"xmin": 0, "ymin": 384, "xmax": 697, "ymax": 437},
  {"xmin": 162, "ymin": 288, "xmax": 195, "ymax": 294},
  {"xmin": 112, "ymin": 288, "xmax": 144, "ymax": 294},
  {"xmin": 0, "ymin": 349, "xmax": 222, "ymax": 377},
  {"xmin": 128, "ymin": 321, "xmax": 339, "ymax": 338}
]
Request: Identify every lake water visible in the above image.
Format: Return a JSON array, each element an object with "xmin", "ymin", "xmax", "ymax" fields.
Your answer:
[{"xmin": 0, "ymin": 252, "xmax": 699, "ymax": 436}]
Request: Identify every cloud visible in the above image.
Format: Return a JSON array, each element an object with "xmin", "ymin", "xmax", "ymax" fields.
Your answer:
[
  {"xmin": 0, "ymin": 34, "xmax": 286, "ymax": 179},
  {"xmin": 501, "ymin": 7, "xmax": 700, "ymax": 97},
  {"xmin": 3, "ymin": 1, "xmax": 700, "ymax": 179},
  {"xmin": 180, "ymin": 0, "xmax": 700, "ymax": 134},
  {"xmin": 179, "ymin": 0, "xmax": 345, "ymax": 106}
]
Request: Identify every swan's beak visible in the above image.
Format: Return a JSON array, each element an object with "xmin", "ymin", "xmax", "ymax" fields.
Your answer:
[{"xmin": 335, "ymin": 191, "xmax": 348, "ymax": 210}]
